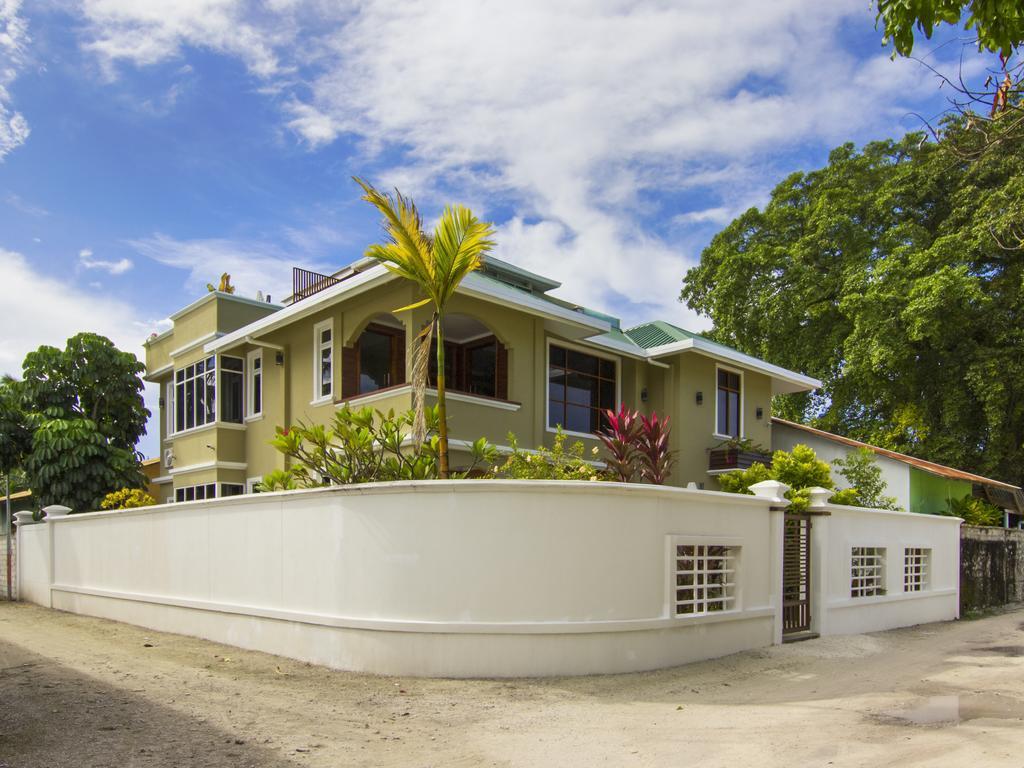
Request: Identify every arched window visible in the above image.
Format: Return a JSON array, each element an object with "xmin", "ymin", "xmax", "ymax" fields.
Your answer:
[
  {"xmin": 341, "ymin": 317, "xmax": 406, "ymax": 398},
  {"xmin": 428, "ymin": 314, "xmax": 508, "ymax": 400}
]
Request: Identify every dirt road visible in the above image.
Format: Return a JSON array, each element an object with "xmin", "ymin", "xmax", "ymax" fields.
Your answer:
[{"xmin": 0, "ymin": 603, "xmax": 1022, "ymax": 767}]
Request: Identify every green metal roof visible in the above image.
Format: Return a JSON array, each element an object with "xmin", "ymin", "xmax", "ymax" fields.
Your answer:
[{"xmin": 625, "ymin": 320, "xmax": 702, "ymax": 349}]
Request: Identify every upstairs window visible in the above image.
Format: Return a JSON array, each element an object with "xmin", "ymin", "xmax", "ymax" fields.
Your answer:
[
  {"xmin": 359, "ymin": 327, "xmax": 397, "ymax": 393},
  {"xmin": 716, "ymin": 368, "xmax": 741, "ymax": 438},
  {"xmin": 314, "ymin": 320, "xmax": 333, "ymax": 402},
  {"xmin": 247, "ymin": 350, "xmax": 262, "ymax": 418},
  {"xmin": 220, "ymin": 356, "xmax": 243, "ymax": 424},
  {"xmin": 175, "ymin": 356, "xmax": 216, "ymax": 432},
  {"xmin": 547, "ymin": 344, "xmax": 617, "ymax": 434}
]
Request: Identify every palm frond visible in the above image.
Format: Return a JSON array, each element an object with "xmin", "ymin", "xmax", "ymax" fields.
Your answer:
[{"xmin": 431, "ymin": 204, "xmax": 496, "ymax": 307}]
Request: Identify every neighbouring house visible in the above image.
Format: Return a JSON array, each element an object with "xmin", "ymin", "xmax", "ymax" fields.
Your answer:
[
  {"xmin": 143, "ymin": 257, "xmax": 820, "ymax": 501},
  {"xmin": 772, "ymin": 417, "xmax": 1024, "ymax": 528}
]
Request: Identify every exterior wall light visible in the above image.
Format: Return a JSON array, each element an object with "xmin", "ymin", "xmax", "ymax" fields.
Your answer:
[
  {"xmin": 756, "ymin": 406, "xmax": 764, "ymax": 420},
  {"xmin": 641, "ymin": 387, "xmax": 648, "ymax": 403},
  {"xmin": 696, "ymin": 391, "xmax": 703, "ymax": 405},
  {"xmin": 275, "ymin": 351, "xmax": 285, "ymax": 366}
]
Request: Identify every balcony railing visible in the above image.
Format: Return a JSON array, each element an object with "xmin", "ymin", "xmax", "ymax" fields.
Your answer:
[
  {"xmin": 292, "ymin": 267, "xmax": 342, "ymax": 303},
  {"xmin": 708, "ymin": 447, "xmax": 772, "ymax": 473}
]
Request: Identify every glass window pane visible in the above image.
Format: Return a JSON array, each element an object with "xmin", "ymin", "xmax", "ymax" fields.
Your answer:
[
  {"xmin": 358, "ymin": 330, "xmax": 392, "ymax": 393},
  {"xmin": 599, "ymin": 359, "xmax": 615, "ymax": 380},
  {"xmin": 204, "ymin": 370, "xmax": 216, "ymax": 424},
  {"xmin": 728, "ymin": 392, "xmax": 739, "ymax": 437},
  {"xmin": 548, "ymin": 369, "xmax": 565, "ymax": 402},
  {"xmin": 320, "ymin": 347, "xmax": 332, "ymax": 398},
  {"xmin": 222, "ymin": 372, "xmax": 243, "ymax": 423},
  {"xmin": 185, "ymin": 380, "xmax": 195, "ymax": 430},
  {"xmin": 549, "ymin": 345, "xmax": 566, "ymax": 367},
  {"xmin": 321, "ymin": 327, "xmax": 332, "ymax": 343},
  {"xmin": 548, "ymin": 400, "xmax": 563, "ymax": 429},
  {"xmin": 253, "ymin": 372, "xmax": 262, "ymax": 414},
  {"xmin": 467, "ymin": 343, "xmax": 496, "ymax": 397},
  {"xmin": 566, "ymin": 349, "xmax": 598, "ymax": 375},
  {"xmin": 185, "ymin": 487, "xmax": 195, "ymax": 502},
  {"xmin": 600, "ymin": 379, "xmax": 615, "ymax": 410},
  {"xmin": 175, "ymin": 383, "xmax": 185, "ymax": 432},
  {"xmin": 717, "ymin": 389, "xmax": 728, "ymax": 435},
  {"xmin": 221, "ymin": 356, "xmax": 243, "ymax": 372},
  {"xmin": 565, "ymin": 372, "xmax": 597, "ymax": 406},
  {"xmin": 566, "ymin": 404, "xmax": 591, "ymax": 433}
]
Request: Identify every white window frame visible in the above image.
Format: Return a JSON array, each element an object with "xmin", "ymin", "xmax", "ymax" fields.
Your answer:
[
  {"xmin": 219, "ymin": 482, "xmax": 245, "ymax": 498},
  {"xmin": 173, "ymin": 356, "xmax": 217, "ymax": 434},
  {"xmin": 544, "ymin": 337, "xmax": 621, "ymax": 439},
  {"xmin": 219, "ymin": 355, "xmax": 245, "ymax": 424},
  {"xmin": 246, "ymin": 349, "xmax": 263, "ymax": 420},
  {"xmin": 713, "ymin": 363, "xmax": 744, "ymax": 440},
  {"xmin": 851, "ymin": 546, "xmax": 887, "ymax": 598},
  {"xmin": 246, "ymin": 476, "xmax": 262, "ymax": 494},
  {"xmin": 312, "ymin": 319, "xmax": 334, "ymax": 404},
  {"xmin": 164, "ymin": 381, "xmax": 175, "ymax": 440},
  {"xmin": 667, "ymin": 536, "xmax": 741, "ymax": 618},
  {"xmin": 174, "ymin": 482, "xmax": 218, "ymax": 503},
  {"xmin": 903, "ymin": 547, "xmax": 931, "ymax": 592}
]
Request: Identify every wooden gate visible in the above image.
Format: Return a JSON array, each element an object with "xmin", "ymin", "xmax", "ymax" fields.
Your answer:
[{"xmin": 782, "ymin": 513, "xmax": 812, "ymax": 635}]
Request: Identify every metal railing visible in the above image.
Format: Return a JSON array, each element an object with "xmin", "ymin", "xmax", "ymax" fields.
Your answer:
[{"xmin": 292, "ymin": 267, "xmax": 342, "ymax": 303}]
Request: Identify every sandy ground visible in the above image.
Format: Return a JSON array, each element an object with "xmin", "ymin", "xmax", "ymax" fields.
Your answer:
[{"xmin": 0, "ymin": 604, "xmax": 1022, "ymax": 767}]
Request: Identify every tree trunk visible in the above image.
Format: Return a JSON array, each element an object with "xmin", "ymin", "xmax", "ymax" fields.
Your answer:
[{"xmin": 436, "ymin": 318, "xmax": 450, "ymax": 479}]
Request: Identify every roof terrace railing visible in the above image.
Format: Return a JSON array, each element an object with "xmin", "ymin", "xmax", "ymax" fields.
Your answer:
[{"xmin": 292, "ymin": 267, "xmax": 342, "ymax": 303}]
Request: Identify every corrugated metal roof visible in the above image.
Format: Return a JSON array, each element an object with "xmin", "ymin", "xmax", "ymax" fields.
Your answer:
[{"xmin": 772, "ymin": 417, "xmax": 1022, "ymax": 492}]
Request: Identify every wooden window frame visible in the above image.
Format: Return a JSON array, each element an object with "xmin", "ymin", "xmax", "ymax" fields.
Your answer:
[{"xmin": 545, "ymin": 340, "xmax": 619, "ymax": 438}]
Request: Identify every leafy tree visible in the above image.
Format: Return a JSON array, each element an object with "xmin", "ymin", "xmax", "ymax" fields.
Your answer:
[
  {"xmin": 718, "ymin": 444, "xmax": 859, "ymax": 512},
  {"xmin": 682, "ymin": 112, "xmax": 1024, "ymax": 486},
  {"xmin": 876, "ymin": 1, "xmax": 1023, "ymax": 58},
  {"xmin": 832, "ymin": 448, "xmax": 902, "ymax": 510},
  {"xmin": 11, "ymin": 334, "xmax": 149, "ymax": 512},
  {"xmin": 0, "ymin": 378, "xmax": 31, "ymax": 488},
  {"xmin": 355, "ymin": 177, "xmax": 496, "ymax": 478}
]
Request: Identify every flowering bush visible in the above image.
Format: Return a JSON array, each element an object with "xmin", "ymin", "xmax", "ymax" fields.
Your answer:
[
  {"xmin": 494, "ymin": 429, "xmax": 604, "ymax": 481},
  {"xmin": 100, "ymin": 488, "xmax": 156, "ymax": 510},
  {"xmin": 263, "ymin": 404, "xmax": 496, "ymax": 489}
]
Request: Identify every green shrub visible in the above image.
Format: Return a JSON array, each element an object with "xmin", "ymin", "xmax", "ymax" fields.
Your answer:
[
  {"xmin": 494, "ymin": 429, "xmax": 605, "ymax": 481},
  {"xmin": 947, "ymin": 494, "xmax": 1004, "ymax": 526},
  {"xmin": 718, "ymin": 443, "xmax": 857, "ymax": 512},
  {"xmin": 832, "ymin": 448, "xmax": 902, "ymax": 510},
  {"xmin": 100, "ymin": 488, "xmax": 156, "ymax": 510},
  {"xmin": 266, "ymin": 404, "xmax": 496, "ymax": 488}
]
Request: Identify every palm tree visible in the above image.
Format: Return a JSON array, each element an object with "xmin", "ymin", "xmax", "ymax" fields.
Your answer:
[{"xmin": 355, "ymin": 177, "xmax": 495, "ymax": 478}]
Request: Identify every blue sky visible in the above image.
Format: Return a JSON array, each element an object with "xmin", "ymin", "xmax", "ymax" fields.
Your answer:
[{"xmin": 0, "ymin": 1, "xmax": 987, "ymax": 457}]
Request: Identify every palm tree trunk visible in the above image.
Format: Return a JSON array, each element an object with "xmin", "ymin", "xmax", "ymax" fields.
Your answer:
[{"xmin": 435, "ymin": 316, "xmax": 450, "ymax": 479}]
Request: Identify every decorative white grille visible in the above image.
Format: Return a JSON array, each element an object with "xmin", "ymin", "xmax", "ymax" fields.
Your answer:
[
  {"xmin": 674, "ymin": 543, "xmax": 737, "ymax": 616},
  {"xmin": 851, "ymin": 547, "xmax": 886, "ymax": 598},
  {"xmin": 904, "ymin": 548, "xmax": 930, "ymax": 592}
]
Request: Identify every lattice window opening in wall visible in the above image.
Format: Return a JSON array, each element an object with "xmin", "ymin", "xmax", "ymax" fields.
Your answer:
[
  {"xmin": 904, "ymin": 547, "xmax": 931, "ymax": 592},
  {"xmin": 851, "ymin": 547, "xmax": 886, "ymax": 598},
  {"xmin": 673, "ymin": 543, "xmax": 739, "ymax": 616}
]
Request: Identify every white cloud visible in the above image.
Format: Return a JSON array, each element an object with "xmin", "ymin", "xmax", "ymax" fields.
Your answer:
[
  {"xmin": 127, "ymin": 232, "xmax": 330, "ymax": 302},
  {"xmin": 0, "ymin": 0, "xmax": 29, "ymax": 160},
  {"xmin": 0, "ymin": 248, "xmax": 163, "ymax": 455},
  {"xmin": 78, "ymin": 247, "xmax": 133, "ymax": 275},
  {"xmin": 71, "ymin": 0, "xmax": 966, "ymax": 327},
  {"xmin": 79, "ymin": 0, "xmax": 286, "ymax": 79}
]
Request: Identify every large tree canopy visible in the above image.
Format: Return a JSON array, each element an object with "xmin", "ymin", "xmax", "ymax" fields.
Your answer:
[
  {"xmin": 5, "ymin": 334, "xmax": 149, "ymax": 512},
  {"xmin": 681, "ymin": 112, "xmax": 1024, "ymax": 486}
]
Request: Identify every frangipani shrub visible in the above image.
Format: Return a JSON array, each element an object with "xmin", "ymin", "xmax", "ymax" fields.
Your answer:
[{"xmin": 262, "ymin": 404, "xmax": 496, "ymax": 490}]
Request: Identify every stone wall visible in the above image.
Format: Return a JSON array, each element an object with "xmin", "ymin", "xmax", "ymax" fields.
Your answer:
[{"xmin": 960, "ymin": 525, "xmax": 1024, "ymax": 612}]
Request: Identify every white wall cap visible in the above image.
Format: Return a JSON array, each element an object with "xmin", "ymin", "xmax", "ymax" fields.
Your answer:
[
  {"xmin": 806, "ymin": 487, "xmax": 833, "ymax": 509},
  {"xmin": 43, "ymin": 504, "xmax": 71, "ymax": 519},
  {"xmin": 748, "ymin": 480, "xmax": 791, "ymax": 505},
  {"xmin": 13, "ymin": 510, "xmax": 36, "ymax": 525}
]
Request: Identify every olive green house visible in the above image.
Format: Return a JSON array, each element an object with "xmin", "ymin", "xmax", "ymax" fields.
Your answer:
[{"xmin": 143, "ymin": 256, "xmax": 820, "ymax": 503}]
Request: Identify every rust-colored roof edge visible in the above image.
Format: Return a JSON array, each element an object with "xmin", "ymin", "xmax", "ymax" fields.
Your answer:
[{"xmin": 771, "ymin": 417, "xmax": 1021, "ymax": 491}]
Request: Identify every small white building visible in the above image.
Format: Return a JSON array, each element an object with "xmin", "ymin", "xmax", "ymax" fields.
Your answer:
[{"xmin": 772, "ymin": 417, "xmax": 1024, "ymax": 528}]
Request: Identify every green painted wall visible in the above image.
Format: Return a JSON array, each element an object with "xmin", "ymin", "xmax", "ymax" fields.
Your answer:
[{"xmin": 910, "ymin": 468, "xmax": 972, "ymax": 516}]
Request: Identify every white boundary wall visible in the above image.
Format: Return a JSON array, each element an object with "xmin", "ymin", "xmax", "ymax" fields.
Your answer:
[
  {"xmin": 809, "ymin": 502, "xmax": 961, "ymax": 637},
  {"xmin": 16, "ymin": 481, "xmax": 960, "ymax": 677}
]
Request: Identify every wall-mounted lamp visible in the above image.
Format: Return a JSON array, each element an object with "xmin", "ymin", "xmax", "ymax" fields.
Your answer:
[
  {"xmin": 640, "ymin": 387, "xmax": 649, "ymax": 403},
  {"xmin": 158, "ymin": 397, "xmax": 165, "ymax": 408},
  {"xmin": 756, "ymin": 406, "xmax": 764, "ymax": 420},
  {"xmin": 696, "ymin": 391, "xmax": 703, "ymax": 406},
  {"xmin": 275, "ymin": 351, "xmax": 285, "ymax": 366}
]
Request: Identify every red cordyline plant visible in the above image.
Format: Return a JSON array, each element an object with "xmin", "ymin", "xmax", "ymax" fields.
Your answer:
[
  {"xmin": 597, "ymin": 405, "xmax": 641, "ymax": 482},
  {"xmin": 597, "ymin": 405, "xmax": 675, "ymax": 484}
]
